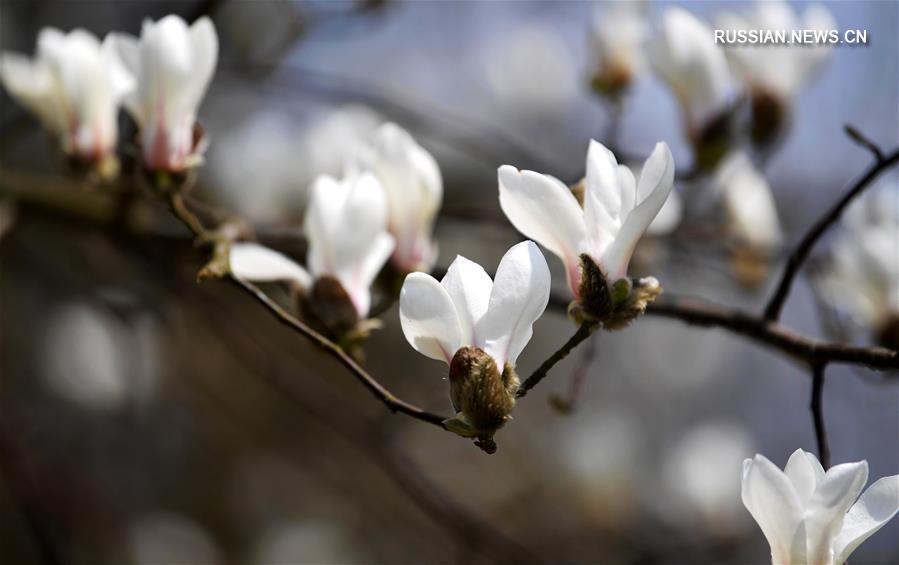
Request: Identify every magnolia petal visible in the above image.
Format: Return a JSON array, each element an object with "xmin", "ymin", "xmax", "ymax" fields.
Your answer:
[
  {"xmin": 601, "ymin": 142, "xmax": 675, "ymax": 279},
  {"xmin": 804, "ymin": 460, "xmax": 869, "ymax": 565},
  {"xmin": 741, "ymin": 454, "xmax": 805, "ymax": 564},
  {"xmin": 359, "ymin": 123, "xmax": 442, "ymax": 272},
  {"xmin": 477, "ymin": 241, "xmax": 550, "ymax": 367},
  {"xmin": 343, "ymin": 232, "xmax": 395, "ymax": 319},
  {"xmin": 229, "ymin": 242, "xmax": 311, "ymax": 289},
  {"xmin": 617, "ymin": 164, "xmax": 637, "ymax": 219},
  {"xmin": 833, "ymin": 474, "xmax": 899, "ymax": 565},
  {"xmin": 0, "ymin": 53, "xmax": 62, "ymax": 133},
  {"xmin": 100, "ymin": 36, "xmax": 135, "ymax": 102},
  {"xmin": 784, "ymin": 448, "xmax": 822, "ymax": 507},
  {"xmin": 498, "ymin": 165, "xmax": 586, "ymax": 292},
  {"xmin": 583, "ymin": 140, "xmax": 622, "ymax": 259},
  {"xmin": 185, "ymin": 17, "xmax": 218, "ymax": 114},
  {"xmin": 440, "ymin": 255, "xmax": 493, "ymax": 347},
  {"xmin": 399, "ymin": 272, "xmax": 463, "ymax": 364},
  {"xmin": 110, "ymin": 33, "xmax": 142, "ymax": 121}
]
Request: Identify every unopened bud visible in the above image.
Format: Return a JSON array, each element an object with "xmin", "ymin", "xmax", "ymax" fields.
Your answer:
[
  {"xmin": 749, "ymin": 89, "xmax": 787, "ymax": 149},
  {"xmin": 301, "ymin": 275, "xmax": 360, "ymax": 341},
  {"xmin": 571, "ymin": 254, "xmax": 662, "ymax": 329},
  {"xmin": 875, "ymin": 313, "xmax": 899, "ymax": 352},
  {"xmin": 444, "ymin": 346, "xmax": 519, "ymax": 453},
  {"xmin": 590, "ymin": 64, "xmax": 632, "ymax": 102},
  {"xmin": 691, "ymin": 108, "xmax": 736, "ymax": 173}
]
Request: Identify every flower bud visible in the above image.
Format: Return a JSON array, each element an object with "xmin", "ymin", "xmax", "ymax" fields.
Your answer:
[
  {"xmin": 300, "ymin": 275, "xmax": 361, "ymax": 341},
  {"xmin": 875, "ymin": 313, "xmax": 899, "ymax": 352},
  {"xmin": 749, "ymin": 89, "xmax": 787, "ymax": 148},
  {"xmin": 444, "ymin": 346, "xmax": 519, "ymax": 454},
  {"xmin": 570, "ymin": 254, "xmax": 662, "ymax": 329},
  {"xmin": 691, "ymin": 108, "xmax": 736, "ymax": 173}
]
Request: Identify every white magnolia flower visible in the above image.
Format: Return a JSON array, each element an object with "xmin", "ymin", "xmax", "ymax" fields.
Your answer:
[
  {"xmin": 650, "ymin": 7, "xmax": 734, "ymax": 134},
  {"xmin": 0, "ymin": 28, "xmax": 133, "ymax": 161},
  {"xmin": 742, "ymin": 449, "xmax": 899, "ymax": 565},
  {"xmin": 399, "ymin": 240, "xmax": 550, "ymax": 369},
  {"xmin": 113, "ymin": 15, "xmax": 218, "ymax": 171},
  {"xmin": 498, "ymin": 140, "xmax": 674, "ymax": 298},
  {"xmin": 717, "ymin": 0, "xmax": 834, "ymax": 102},
  {"xmin": 352, "ymin": 123, "xmax": 442, "ymax": 273},
  {"xmin": 589, "ymin": 0, "xmax": 648, "ymax": 94},
  {"xmin": 816, "ymin": 182, "xmax": 899, "ymax": 330},
  {"xmin": 715, "ymin": 151, "xmax": 782, "ymax": 251},
  {"xmin": 229, "ymin": 173, "xmax": 395, "ymax": 319}
]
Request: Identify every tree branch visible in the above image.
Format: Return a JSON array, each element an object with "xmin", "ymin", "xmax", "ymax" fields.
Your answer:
[
  {"xmin": 643, "ymin": 297, "xmax": 899, "ymax": 371},
  {"xmin": 164, "ymin": 190, "xmax": 451, "ymax": 430},
  {"xmin": 763, "ymin": 144, "xmax": 899, "ymax": 321},
  {"xmin": 516, "ymin": 323, "xmax": 596, "ymax": 398},
  {"xmin": 810, "ymin": 363, "xmax": 831, "ymax": 469}
]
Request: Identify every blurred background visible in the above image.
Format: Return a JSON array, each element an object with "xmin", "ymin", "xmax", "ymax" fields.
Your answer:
[{"xmin": 0, "ymin": 1, "xmax": 897, "ymax": 563}]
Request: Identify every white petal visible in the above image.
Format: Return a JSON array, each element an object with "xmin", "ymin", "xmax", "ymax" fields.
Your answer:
[
  {"xmin": 583, "ymin": 140, "xmax": 623, "ymax": 258},
  {"xmin": 305, "ymin": 173, "xmax": 393, "ymax": 318},
  {"xmin": 650, "ymin": 7, "xmax": 733, "ymax": 128},
  {"xmin": 498, "ymin": 165, "xmax": 586, "ymax": 295},
  {"xmin": 399, "ymin": 272, "xmax": 463, "ymax": 364},
  {"xmin": 601, "ymin": 142, "xmax": 675, "ymax": 279},
  {"xmin": 833, "ymin": 474, "xmax": 899, "ymax": 565},
  {"xmin": 477, "ymin": 241, "xmax": 551, "ymax": 367},
  {"xmin": 440, "ymin": 255, "xmax": 493, "ymax": 347},
  {"xmin": 804, "ymin": 461, "xmax": 869, "ymax": 565},
  {"xmin": 366, "ymin": 122, "xmax": 442, "ymax": 271},
  {"xmin": 0, "ymin": 53, "xmax": 63, "ymax": 134},
  {"xmin": 717, "ymin": 152, "xmax": 783, "ymax": 250},
  {"xmin": 784, "ymin": 448, "xmax": 823, "ymax": 507},
  {"xmin": 109, "ymin": 33, "xmax": 142, "ymax": 121},
  {"xmin": 229, "ymin": 243, "xmax": 311, "ymax": 288},
  {"xmin": 342, "ymin": 232, "xmax": 395, "ymax": 319},
  {"xmin": 185, "ymin": 17, "xmax": 218, "ymax": 114},
  {"xmin": 741, "ymin": 454, "xmax": 805, "ymax": 564},
  {"xmin": 617, "ymin": 164, "xmax": 637, "ymax": 219},
  {"xmin": 100, "ymin": 35, "xmax": 135, "ymax": 102}
]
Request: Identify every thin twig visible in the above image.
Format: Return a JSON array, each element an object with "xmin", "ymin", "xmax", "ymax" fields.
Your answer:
[
  {"xmin": 844, "ymin": 125, "xmax": 885, "ymax": 163},
  {"xmin": 763, "ymin": 145, "xmax": 899, "ymax": 321},
  {"xmin": 810, "ymin": 363, "xmax": 831, "ymax": 469},
  {"xmin": 516, "ymin": 324, "xmax": 596, "ymax": 398},
  {"xmin": 549, "ymin": 332, "xmax": 599, "ymax": 413}
]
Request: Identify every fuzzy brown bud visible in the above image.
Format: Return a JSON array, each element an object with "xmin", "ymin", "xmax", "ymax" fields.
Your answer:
[
  {"xmin": 875, "ymin": 313, "xmax": 899, "ymax": 353},
  {"xmin": 444, "ymin": 347, "xmax": 519, "ymax": 453},
  {"xmin": 571, "ymin": 254, "xmax": 662, "ymax": 329},
  {"xmin": 691, "ymin": 108, "xmax": 736, "ymax": 173},
  {"xmin": 300, "ymin": 275, "xmax": 360, "ymax": 340},
  {"xmin": 749, "ymin": 89, "xmax": 787, "ymax": 149}
]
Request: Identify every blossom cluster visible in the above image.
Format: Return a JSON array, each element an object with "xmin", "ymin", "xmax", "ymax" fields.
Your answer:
[{"xmin": 2, "ymin": 5, "xmax": 897, "ymax": 563}]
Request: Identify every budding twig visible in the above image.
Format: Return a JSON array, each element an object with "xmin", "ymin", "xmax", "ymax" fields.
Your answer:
[
  {"xmin": 516, "ymin": 323, "xmax": 596, "ymax": 398},
  {"xmin": 763, "ymin": 140, "xmax": 899, "ymax": 322},
  {"xmin": 164, "ymin": 188, "xmax": 451, "ymax": 430}
]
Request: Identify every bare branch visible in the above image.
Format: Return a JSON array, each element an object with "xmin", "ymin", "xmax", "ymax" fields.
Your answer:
[
  {"xmin": 644, "ymin": 297, "xmax": 899, "ymax": 371},
  {"xmin": 763, "ymin": 142, "xmax": 899, "ymax": 321}
]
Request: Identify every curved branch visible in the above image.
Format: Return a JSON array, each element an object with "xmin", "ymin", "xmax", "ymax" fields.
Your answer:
[
  {"xmin": 165, "ymin": 190, "xmax": 451, "ymax": 430},
  {"xmin": 763, "ymin": 145, "xmax": 899, "ymax": 321},
  {"xmin": 645, "ymin": 297, "xmax": 899, "ymax": 370}
]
